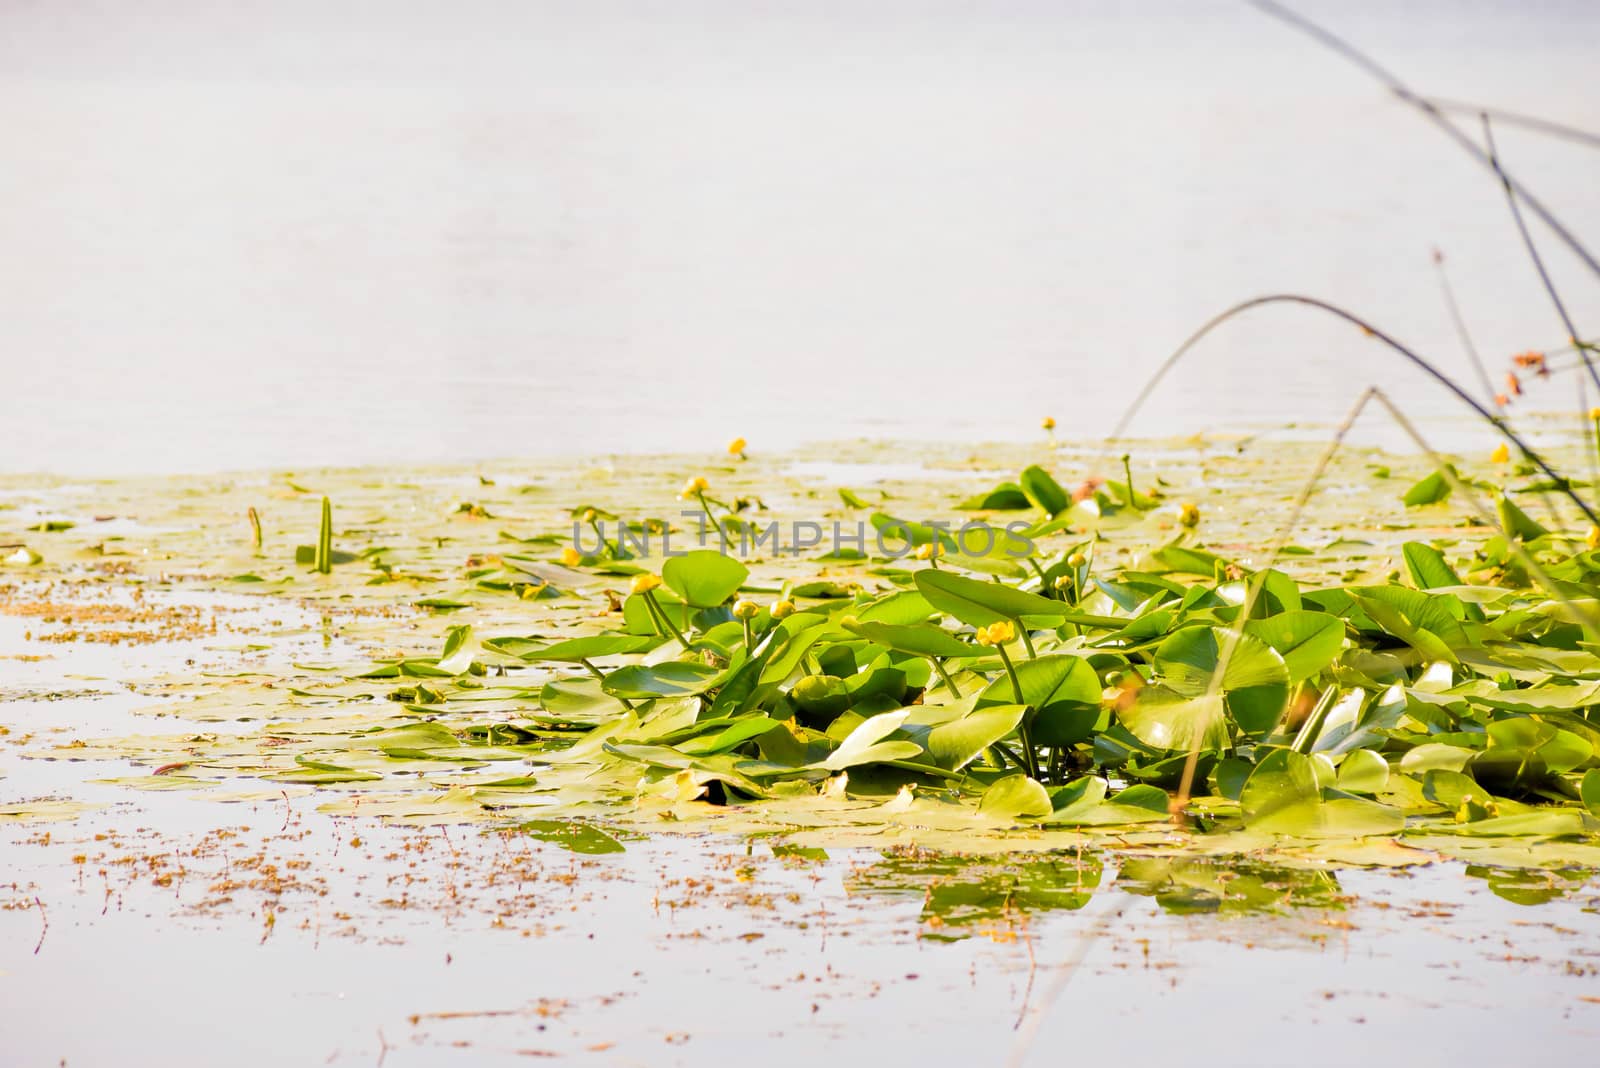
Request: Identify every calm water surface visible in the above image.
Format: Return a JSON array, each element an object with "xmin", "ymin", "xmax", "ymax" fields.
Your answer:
[{"xmin": 2, "ymin": 1, "xmax": 1598, "ymax": 470}]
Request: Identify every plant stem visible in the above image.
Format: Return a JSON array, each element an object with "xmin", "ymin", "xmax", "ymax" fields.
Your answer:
[
  {"xmin": 579, "ymin": 658, "xmax": 633, "ymax": 710},
  {"xmin": 1105, "ymin": 293, "xmax": 1600, "ymax": 525},
  {"xmin": 930, "ymin": 658, "xmax": 962, "ymax": 698},
  {"xmin": 588, "ymin": 517, "xmax": 612, "ymax": 558},
  {"xmin": 696, "ymin": 492, "xmax": 729, "ymax": 552},
  {"xmin": 996, "ymin": 642, "xmax": 1025, "ymax": 704},
  {"xmin": 642, "ymin": 590, "xmax": 689, "ymax": 648},
  {"xmin": 1121, "ymin": 454, "xmax": 1139, "ymax": 510},
  {"xmin": 995, "ymin": 642, "xmax": 1039, "ymax": 779},
  {"xmin": 315, "ymin": 496, "xmax": 333, "ymax": 574},
  {"xmin": 1015, "ymin": 618, "xmax": 1037, "ymax": 659}
]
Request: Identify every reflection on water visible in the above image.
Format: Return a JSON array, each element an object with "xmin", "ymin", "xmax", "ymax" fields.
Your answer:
[
  {"xmin": 846, "ymin": 849, "xmax": 1104, "ymax": 939},
  {"xmin": 1114, "ymin": 857, "xmax": 1345, "ymax": 915}
]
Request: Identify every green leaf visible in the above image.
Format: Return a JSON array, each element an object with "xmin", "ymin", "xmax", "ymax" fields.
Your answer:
[
  {"xmin": 662, "ymin": 550, "xmax": 749, "ymax": 608},
  {"xmin": 1402, "ymin": 542, "xmax": 1461, "ymax": 590},
  {"xmin": 842, "ymin": 618, "xmax": 983, "ymax": 659},
  {"xmin": 1347, "ymin": 586, "xmax": 1469, "ymax": 661},
  {"xmin": 1019, "ymin": 465, "xmax": 1069, "ymax": 517},
  {"xmin": 1496, "ymin": 493, "xmax": 1549, "ymax": 540},
  {"xmin": 602, "ymin": 661, "xmax": 723, "ymax": 699},
  {"xmin": 267, "ymin": 758, "xmax": 381, "ymax": 784},
  {"xmin": 914, "ymin": 568, "xmax": 1066, "ymax": 627},
  {"xmin": 1242, "ymin": 749, "xmax": 1404, "ymax": 838},
  {"xmin": 1117, "ymin": 687, "xmax": 1227, "ymax": 753},
  {"xmin": 1335, "ymin": 749, "xmax": 1389, "ymax": 794},
  {"xmin": 1242, "ymin": 611, "xmax": 1344, "ymax": 684},
  {"xmin": 436, "ymin": 624, "xmax": 477, "ymax": 674},
  {"xmin": 676, "ymin": 716, "xmax": 778, "ymax": 756},
  {"xmin": 974, "ymin": 654, "xmax": 1103, "ymax": 746},
  {"xmin": 821, "ymin": 709, "xmax": 922, "ymax": 771},
  {"xmin": 956, "ymin": 483, "xmax": 1032, "ymax": 511},
  {"xmin": 1581, "ymin": 769, "xmax": 1600, "ymax": 818},
  {"xmin": 838, "ymin": 488, "xmax": 871, "ymax": 509},
  {"xmin": 539, "ymin": 676, "xmax": 628, "ymax": 719},
  {"xmin": 1402, "ymin": 466, "xmax": 1454, "ymax": 507},
  {"xmin": 978, "ymin": 774, "xmax": 1053, "ymax": 820},
  {"xmin": 487, "ymin": 633, "xmax": 660, "ymax": 662},
  {"xmin": 1410, "ymin": 811, "xmax": 1590, "ymax": 837},
  {"xmin": 925, "ymin": 704, "xmax": 1027, "ymax": 771},
  {"xmin": 1154, "ymin": 626, "xmax": 1289, "ymax": 736},
  {"xmin": 856, "ymin": 590, "xmax": 936, "ymax": 626}
]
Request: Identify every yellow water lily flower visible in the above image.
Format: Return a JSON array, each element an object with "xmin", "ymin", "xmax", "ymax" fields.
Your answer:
[
  {"xmin": 914, "ymin": 541, "xmax": 942, "ymax": 560},
  {"xmin": 560, "ymin": 546, "xmax": 582, "ymax": 567},
  {"xmin": 1590, "ymin": 407, "xmax": 1600, "ymax": 422},
  {"xmin": 727, "ymin": 437, "xmax": 747, "ymax": 459},
  {"xmin": 770, "ymin": 599, "xmax": 795, "ymax": 620},
  {"xmin": 732, "ymin": 598, "xmax": 760, "ymax": 620},
  {"xmin": 1179, "ymin": 502, "xmax": 1201, "ymax": 528},
  {"xmin": 582, "ymin": 508, "xmax": 597, "ymax": 523},
  {"xmin": 1587, "ymin": 526, "xmax": 1600, "ymax": 550},
  {"xmin": 1040, "ymin": 416, "xmax": 1056, "ymax": 432},
  {"xmin": 977, "ymin": 620, "xmax": 1015, "ymax": 646},
  {"xmin": 1490, "ymin": 442, "xmax": 1510, "ymax": 464},
  {"xmin": 680, "ymin": 476, "xmax": 710, "ymax": 499},
  {"xmin": 630, "ymin": 573, "xmax": 662, "ymax": 595}
]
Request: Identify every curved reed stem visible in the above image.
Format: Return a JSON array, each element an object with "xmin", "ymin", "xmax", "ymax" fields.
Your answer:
[{"xmin": 1106, "ymin": 293, "xmax": 1600, "ymax": 525}]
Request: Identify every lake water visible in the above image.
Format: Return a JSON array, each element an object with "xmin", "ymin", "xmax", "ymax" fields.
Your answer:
[{"xmin": 3, "ymin": 0, "xmax": 1599, "ymax": 474}]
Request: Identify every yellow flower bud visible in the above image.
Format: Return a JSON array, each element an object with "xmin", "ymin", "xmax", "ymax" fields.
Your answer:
[
  {"xmin": 914, "ymin": 541, "xmax": 941, "ymax": 560},
  {"xmin": 727, "ymin": 437, "xmax": 747, "ymax": 457},
  {"xmin": 1179, "ymin": 502, "xmax": 1201, "ymax": 528},
  {"xmin": 560, "ymin": 546, "xmax": 582, "ymax": 567},
  {"xmin": 630, "ymin": 573, "xmax": 662, "ymax": 595},
  {"xmin": 1489, "ymin": 442, "xmax": 1510, "ymax": 464},
  {"xmin": 770, "ymin": 599, "xmax": 795, "ymax": 620},
  {"xmin": 1590, "ymin": 407, "xmax": 1600, "ymax": 422},
  {"xmin": 581, "ymin": 508, "xmax": 597, "ymax": 523},
  {"xmin": 1067, "ymin": 551, "xmax": 1087, "ymax": 568},
  {"xmin": 1040, "ymin": 416, "xmax": 1056, "ymax": 432},
  {"xmin": 1587, "ymin": 525, "xmax": 1600, "ymax": 550},
  {"xmin": 732, "ymin": 598, "xmax": 759, "ymax": 620},
  {"xmin": 1052, "ymin": 574, "xmax": 1073, "ymax": 591},
  {"xmin": 679, "ymin": 476, "xmax": 710, "ymax": 499}
]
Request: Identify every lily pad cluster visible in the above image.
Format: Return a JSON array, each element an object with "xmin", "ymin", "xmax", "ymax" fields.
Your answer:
[{"xmin": 347, "ymin": 462, "xmax": 1600, "ymax": 851}]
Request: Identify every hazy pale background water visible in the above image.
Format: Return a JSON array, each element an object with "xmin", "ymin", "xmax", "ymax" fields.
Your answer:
[{"xmin": 2, "ymin": 0, "xmax": 1598, "ymax": 474}]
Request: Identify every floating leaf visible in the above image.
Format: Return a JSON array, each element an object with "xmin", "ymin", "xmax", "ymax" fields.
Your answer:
[
  {"xmin": 662, "ymin": 550, "xmax": 749, "ymax": 607},
  {"xmin": 978, "ymin": 774, "xmax": 1053, "ymax": 820},
  {"xmin": 1402, "ymin": 466, "xmax": 1454, "ymax": 507}
]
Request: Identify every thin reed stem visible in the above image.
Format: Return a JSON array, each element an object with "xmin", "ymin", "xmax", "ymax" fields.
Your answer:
[
  {"xmin": 1249, "ymin": 1, "xmax": 1600, "ymax": 284},
  {"xmin": 1106, "ymin": 293, "xmax": 1599, "ymax": 525}
]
